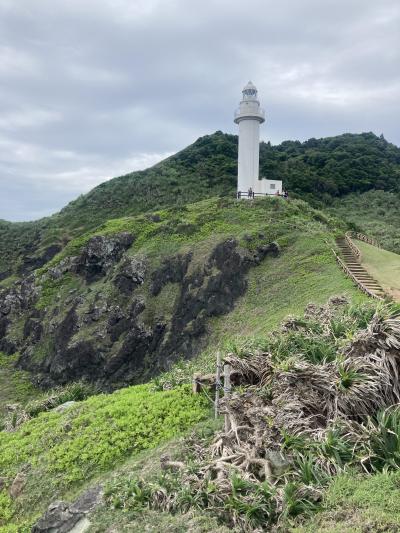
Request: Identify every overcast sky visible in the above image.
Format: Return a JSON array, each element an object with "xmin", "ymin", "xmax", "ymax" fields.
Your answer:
[{"xmin": 0, "ymin": 0, "xmax": 399, "ymax": 221}]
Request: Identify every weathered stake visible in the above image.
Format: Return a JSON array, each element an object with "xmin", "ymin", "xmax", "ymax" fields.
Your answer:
[
  {"xmin": 215, "ymin": 352, "xmax": 221, "ymax": 418},
  {"xmin": 192, "ymin": 372, "xmax": 201, "ymax": 394},
  {"xmin": 224, "ymin": 363, "xmax": 232, "ymax": 433}
]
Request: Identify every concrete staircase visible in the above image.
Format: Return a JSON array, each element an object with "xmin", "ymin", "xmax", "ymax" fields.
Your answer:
[{"xmin": 335, "ymin": 237, "xmax": 385, "ymax": 299}]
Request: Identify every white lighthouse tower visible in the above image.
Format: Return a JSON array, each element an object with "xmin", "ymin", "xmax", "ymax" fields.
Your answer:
[{"xmin": 234, "ymin": 81, "xmax": 265, "ymax": 197}]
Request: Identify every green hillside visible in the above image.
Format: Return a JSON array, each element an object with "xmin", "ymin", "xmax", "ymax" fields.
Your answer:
[
  {"xmin": 0, "ymin": 196, "xmax": 364, "ymax": 392},
  {"xmin": 1, "ymin": 131, "xmax": 399, "ymax": 280},
  {"xmin": 0, "ymin": 194, "xmax": 373, "ymax": 531},
  {"xmin": 0, "ymin": 131, "xmax": 399, "ymax": 532}
]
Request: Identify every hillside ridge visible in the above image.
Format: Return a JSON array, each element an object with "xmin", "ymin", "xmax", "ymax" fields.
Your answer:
[{"xmin": 1, "ymin": 131, "xmax": 399, "ymax": 281}]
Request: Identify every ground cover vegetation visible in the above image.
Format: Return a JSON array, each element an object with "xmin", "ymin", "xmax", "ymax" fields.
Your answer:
[
  {"xmin": 0, "ymin": 130, "xmax": 399, "ymax": 532},
  {"xmin": 0, "ymin": 384, "xmax": 209, "ymax": 530},
  {"xmin": 91, "ymin": 299, "xmax": 400, "ymax": 532},
  {"xmin": 0, "ymin": 353, "xmax": 40, "ymax": 420}
]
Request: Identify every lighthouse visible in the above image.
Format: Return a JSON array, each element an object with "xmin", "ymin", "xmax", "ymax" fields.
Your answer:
[{"xmin": 234, "ymin": 81, "xmax": 265, "ymax": 197}]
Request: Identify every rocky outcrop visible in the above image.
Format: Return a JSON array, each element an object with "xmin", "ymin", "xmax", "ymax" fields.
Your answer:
[
  {"xmin": 114, "ymin": 256, "xmax": 146, "ymax": 294},
  {"xmin": 0, "ymin": 275, "xmax": 38, "ymax": 316},
  {"xmin": 17, "ymin": 244, "xmax": 62, "ymax": 276},
  {"xmin": 32, "ymin": 486, "xmax": 102, "ymax": 533},
  {"xmin": 9, "ymin": 472, "xmax": 26, "ymax": 499},
  {"xmin": 151, "ymin": 253, "xmax": 192, "ymax": 296},
  {"xmin": 161, "ymin": 239, "xmax": 276, "ymax": 360},
  {"xmin": 6, "ymin": 234, "xmax": 279, "ymax": 389},
  {"xmin": 73, "ymin": 232, "xmax": 134, "ymax": 282},
  {"xmin": 0, "ymin": 275, "xmax": 38, "ymax": 354}
]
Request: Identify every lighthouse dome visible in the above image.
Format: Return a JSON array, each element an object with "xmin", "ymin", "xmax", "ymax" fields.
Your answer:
[{"xmin": 242, "ymin": 81, "xmax": 257, "ymax": 97}]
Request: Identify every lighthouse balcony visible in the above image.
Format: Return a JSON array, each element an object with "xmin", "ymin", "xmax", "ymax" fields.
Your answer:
[{"xmin": 234, "ymin": 107, "xmax": 265, "ymax": 123}]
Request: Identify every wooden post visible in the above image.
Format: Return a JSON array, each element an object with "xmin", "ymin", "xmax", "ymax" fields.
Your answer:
[
  {"xmin": 215, "ymin": 352, "xmax": 221, "ymax": 418},
  {"xmin": 224, "ymin": 363, "xmax": 232, "ymax": 433},
  {"xmin": 192, "ymin": 373, "xmax": 201, "ymax": 394}
]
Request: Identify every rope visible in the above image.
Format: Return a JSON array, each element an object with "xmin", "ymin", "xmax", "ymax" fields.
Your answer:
[{"xmin": 193, "ymin": 379, "xmax": 232, "ymax": 403}]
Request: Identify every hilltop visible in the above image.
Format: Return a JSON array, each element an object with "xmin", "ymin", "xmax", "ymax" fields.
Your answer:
[{"xmin": 1, "ymin": 131, "xmax": 399, "ymax": 281}]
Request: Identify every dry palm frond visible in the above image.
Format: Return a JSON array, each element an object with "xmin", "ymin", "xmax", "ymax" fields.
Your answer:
[
  {"xmin": 224, "ymin": 354, "xmax": 272, "ymax": 385},
  {"xmin": 148, "ymin": 301, "xmax": 400, "ymax": 529}
]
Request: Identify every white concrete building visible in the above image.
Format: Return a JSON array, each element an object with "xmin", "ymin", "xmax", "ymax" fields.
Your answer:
[{"xmin": 234, "ymin": 82, "xmax": 282, "ymax": 198}]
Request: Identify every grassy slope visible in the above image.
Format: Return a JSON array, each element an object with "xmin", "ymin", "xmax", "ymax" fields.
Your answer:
[
  {"xmin": 355, "ymin": 239, "xmax": 400, "ymax": 301},
  {"xmin": 296, "ymin": 471, "xmax": 400, "ymax": 533},
  {"xmin": 32, "ymin": 196, "xmax": 365, "ymax": 382},
  {"xmin": 192, "ymin": 232, "xmax": 367, "ymax": 377},
  {"xmin": 89, "ymin": 420, "xmax": 229, "ymax": 533}
]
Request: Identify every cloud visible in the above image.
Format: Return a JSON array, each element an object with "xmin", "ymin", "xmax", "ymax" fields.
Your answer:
[{"xmin": 0, "ymin": 0, "xmax": 399, "ymax": 221}]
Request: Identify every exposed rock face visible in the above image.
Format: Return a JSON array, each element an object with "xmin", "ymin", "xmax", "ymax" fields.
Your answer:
[
  {"xmin": 0, "ymin": 275, "xmax": 38, "ymax": 354},
  {"xmin": 151, "ymin": 253, "xmax": 192, "ymax": 296},
  {"xmin": 114, "ymin": 256, "xmax": 146, "ymax": 294},
  {"xmin": 32, "ymin": 486, "xmax": 102, "ymax": 533},
  {"xmin": 73, "ymin": 232, "xmax": 134, "ymax": 282},
  {"xmin": 162, "ymin": 239, "xmax": 263, "ymax": 359},
  {"xmin": 4, "ymin": 234, "xmax": 279, "ymax": 389},
  {"xmin": 18, "ymin": 244, "xmax": 62, "ymax": 276},
  {"xmin": 23, "ymin": 317, "xmax": 43, "ymax": 343}
]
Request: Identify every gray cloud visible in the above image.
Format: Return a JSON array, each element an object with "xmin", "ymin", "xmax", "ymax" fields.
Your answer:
[{"xmin": 0, "ymin": 0, "xmax": 399, "ymax": 221}]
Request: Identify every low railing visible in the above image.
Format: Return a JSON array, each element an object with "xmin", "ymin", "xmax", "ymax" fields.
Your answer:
[
  {"xmin": 345, "ymin": 231, "xmax": 362, "ymax": 260},
  {"xmin": 332, "ymin": 248, "xmax": 384, "ymax": 301},
  {"xmin": 234, "ymin": 108, "xmax": 265, "ymax": 120},
  {"xmin": 237, "ymin": 191, "xmax": 287, "ymax": 199},
  {"xmin": 348, "ymin": 232, "xmax": 381, "ymax": 248}
]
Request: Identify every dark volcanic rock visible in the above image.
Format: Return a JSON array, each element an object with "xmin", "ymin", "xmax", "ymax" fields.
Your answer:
[
  {"xmin": 162, "ymin": 239, "xmax": 253, "ymax": 359},
  {"xmin": 0, "ymin": 276, "xmax": 38, "ymax": 316},
  {"xmin": 73, "ymin": 232, "xmax": 134, "ymax": 282},
  {"xmin": 18, "ymin": 244, "xmax": 62, "ymax": 276},
  {"xmin": 114, "ymin": 256, "xmax": 146, "ymax": 294},
  {"xmin": 23, "ymin": 317, "xmax": 43, "ymax": 343},
  {"xmin": 151, "ymin": 252, "xmax": 193, "ymax": 296},
  {"xmin": 54, "ymin": 305, "xmax": 79, "ymax": 350},
  {"xmin": 106, "ymin": 321, "xmax": 166, "ymax": 382},
  {"xmin": 256, "ymin": 241, "xmax": 280, "ymax": 260},
  {"xmin": 0, "ymin": 316, "xmax": 9, "ymax": 339},
  {"xmin": 11, "ymin": 235, "xmax": 280, "ymax": 389},
  {"xmin": 0, "ymin": 314, "xmax": 16, "ymax": 355},
  {"xmin": 0, "ymin": 275, "xmax": 38, "ymax": 354},
  {"xmin": 48, "ymin": 340, "xmax": 104, "ymax": 384},
  {"xmin": 32, "ymin": 485, "xmax": 102, "ymax": 533}
]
